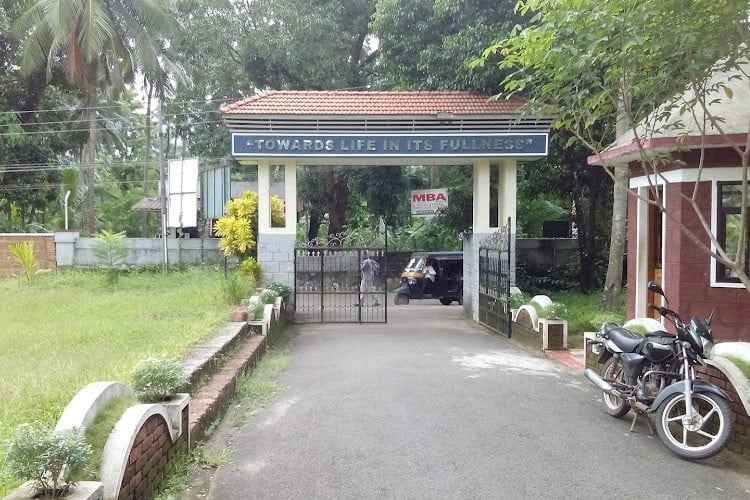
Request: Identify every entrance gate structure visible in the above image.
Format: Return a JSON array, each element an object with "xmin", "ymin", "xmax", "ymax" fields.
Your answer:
[
  {"xmin": 478, "ymin": 218, "xmax": 512, "ymax": 337},
  {"xmin": 219, "ymin": 91, "xmax": 550, "ymax": 323},
  {"xmin": 294, "ymin": 245, "xmax": 387, "ymax": 323}
]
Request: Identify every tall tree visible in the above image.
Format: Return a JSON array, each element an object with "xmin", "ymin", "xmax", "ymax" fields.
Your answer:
[
  {"xmin": 371, "ymin": 0, "xmax": 523, "ymax": 91},
  {"xmin": 0, "ymin": 1, "xmax": 72, "ymax": 231},
  {"xmin": 479, "ymin": 0, "xmax": 750, "ymax": 298},
  {"xmin": 233, "ymin": 0, "xmax": 381, "ymax": 240},
  {"xmin": 12, "ymin": 0, "xmax": 180, "ymax": 234}
]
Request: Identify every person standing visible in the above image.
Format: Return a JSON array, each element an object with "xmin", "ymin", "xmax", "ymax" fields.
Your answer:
[
  {"xmin": 423, "ymin": 259, "xmax": 436, "ymax": 293},
  {"xmin": 359, "ymin": 254, "xmax": 381, "ymax": 306}
]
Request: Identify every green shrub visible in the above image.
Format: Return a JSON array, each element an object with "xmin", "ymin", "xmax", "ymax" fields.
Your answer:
[
  {"xmin": 131, "ymin": 357, "xmax": 186, "ymax": 403},
  {"xmin": 265, "ymin": 281, "xmax": 291, "ymax": 300},
  {"xmin": 250, "ymin": 300, "xmax": 266, "ymax": 321},
  {"xmin": 260, "ymin": 288, "xmax": 279, "ymax": 304},
  {"xmin": 239, "ymin": 257, "xmax": 262, "ymax": 282},
  {"xmin": 8, "ymin": 241, "xmax": 39, "ymax": 284},
  {"xmin": 221, "ymin": 271, "xmax": 255, "ymax": 305},
  {"xmin": 543, "ymin": 301, "xmax": 567, "ymax": 320},
  {"xmin": 588, "ymin": 311, "xmax": 624, "ymax": 331},
  {"xmin": 509, "ymin": 292, "xmax": 529, "ymax": 309},
  {"xmin": 5, "ymin": 423, "xmax": 92, "ymax": 497},
  {"xmin": 91, "ymin": 230, "xmax": 127, "ymax": 284}
]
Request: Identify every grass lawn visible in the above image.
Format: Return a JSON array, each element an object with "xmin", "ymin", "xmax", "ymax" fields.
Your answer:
[
  {"xmin": 0, "ymin": 266, "xmax": 234, "ymax": 495},
  {"xmin": 542, "ymin": 290, "xmax": 626, "ymax": 350}
]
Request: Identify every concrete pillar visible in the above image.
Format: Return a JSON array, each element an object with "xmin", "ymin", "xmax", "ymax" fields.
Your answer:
[
  {"xmin": 257, "ymin": 162, "xmax": 297, "ymax": 298},
  {"xmin": 257, "ymin": 160, "xmax": 271, "ymax": 231},
  {"xmin": 55, "ymin": 231, "xmax": 79, "ymax": 268},
  {"xmin": 499, "ymin": 159, "xmax": 517, "ymax": 228},
  {"xmin": 473, "ymin": 159, "xmax": 491, "ymax": 232}
]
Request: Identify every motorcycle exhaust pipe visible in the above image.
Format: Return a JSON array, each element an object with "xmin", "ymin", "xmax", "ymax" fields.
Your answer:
[{"xmin": 584, "ymin": 368, "xmax": 626, "ymax": 399}]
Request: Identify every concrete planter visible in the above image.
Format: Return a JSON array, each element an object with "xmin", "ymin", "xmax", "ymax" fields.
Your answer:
[
  {"xmin": 5, "ymin": 481, "xmax": 103, "ymax": 500},
  {"xmin": 539, "ymin": 318, "xmax": 568, "ymax": 350}
]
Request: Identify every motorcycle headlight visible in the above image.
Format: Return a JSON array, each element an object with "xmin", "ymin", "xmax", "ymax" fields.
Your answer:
[{"xmin": 407, "ymin": 277, "xmax": 416, "ymax": 284}]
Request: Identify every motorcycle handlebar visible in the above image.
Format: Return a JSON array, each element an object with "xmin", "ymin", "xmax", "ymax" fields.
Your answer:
[{"xmin": 648, "ymin": 304, "xmax": 684, "ymax": 327}]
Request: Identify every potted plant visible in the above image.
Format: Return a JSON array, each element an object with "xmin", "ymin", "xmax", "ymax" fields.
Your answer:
[
  {"xmin": 539, "ymin": 302, "xmax": 568, "ymax": 350},
  {"xmin": 130, "ymin": 357, "xmax": 190, "ymax": 435},
  {"xmin": 265, "ymin": 282, "xmax": 291, "ymax": 301},
  {"xmin": 5, "ymin": 423, "xmax": 94, "ymax": 498},
  {"xmin": 259, "ymin": 287, "xmax": 280, "ymax": 305},
  {"xmin": 130, "ymin": 357, "xmax": 187, "ymax": 403}
]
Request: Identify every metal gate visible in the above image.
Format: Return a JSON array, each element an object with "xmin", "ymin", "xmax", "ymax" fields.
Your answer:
[
  {"xmin": 294, "ymin": 246, "xmax": 387, "ymax": 323},
  {"xmin": 478, "ymin": 218, "xmax": 512, "ymax": 337}
]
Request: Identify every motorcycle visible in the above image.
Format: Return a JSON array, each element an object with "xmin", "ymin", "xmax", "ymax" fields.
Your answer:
[{"xmin": 585, "ymin": 281, "xmax": 732, "ymax": 459}]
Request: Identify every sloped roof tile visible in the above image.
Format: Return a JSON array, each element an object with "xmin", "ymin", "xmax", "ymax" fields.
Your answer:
[{"xmin": 220, "ymin": 90, "xmax": 524, "ymax": 116}]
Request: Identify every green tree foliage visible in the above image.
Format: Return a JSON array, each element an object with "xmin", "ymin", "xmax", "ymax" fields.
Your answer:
[
  {"xmin": 0, "ymin": 2, "xmax": 71, "ymax": 231},
  {"xmin": 169, "ymin": 0, "xmax": 256, "ymax": 161},
  {"xmin": 234, "ymin": 0, "xmax": 383, "ymax": 240},
  {"xmin": 479, "ymin": 0, "xmax": 750, "ymax": 293},
  {"xmin": 239, "ymin": 0, "xmax": 376, "ymax": 90},
  {"xmin": 13, "ymin": 0, "xmax": 181, "ymax": 234},
  {"xmin": 371, "ymin": 0, "xmax": 523, "ymax": 91}
]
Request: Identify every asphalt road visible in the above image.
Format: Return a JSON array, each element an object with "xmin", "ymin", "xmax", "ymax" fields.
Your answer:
[{"xmin": 187, "ymin": 300, "xmax": 750, "ymax": 500}]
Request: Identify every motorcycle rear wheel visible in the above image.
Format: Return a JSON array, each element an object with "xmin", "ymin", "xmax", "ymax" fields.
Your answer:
[
  {"xmin": 655, "ymin": 392, "xmax": 732, "ymax": 460},
  {"xmin": 602, "ymin": 358, "xmax": 630, "ymax": 418}
]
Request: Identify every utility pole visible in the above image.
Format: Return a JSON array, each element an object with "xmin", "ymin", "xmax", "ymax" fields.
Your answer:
[{"xmin": 158, "ymin": 99, "xmax": 168, "ymax": 268}]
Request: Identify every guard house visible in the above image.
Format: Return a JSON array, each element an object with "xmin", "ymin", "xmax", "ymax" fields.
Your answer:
[
  {"xmin": 591, "ymin": 65, "xmax": 750, "ymax": 341},
  {"xmin": 220, "ymin": 91, "xmax": 550, "ymax": 322}
]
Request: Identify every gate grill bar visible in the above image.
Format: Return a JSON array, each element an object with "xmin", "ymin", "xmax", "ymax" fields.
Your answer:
[
  {"xmin": 478, "ymin": 218, "xmax": 512, "ymax": 337},
  {"xmin": 294, "ymin": 247, "xmax": 387, "ymax": 324}
]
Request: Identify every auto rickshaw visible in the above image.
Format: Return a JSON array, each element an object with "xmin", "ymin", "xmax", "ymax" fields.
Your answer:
[{"xmin": 393, "ymin": 251, "xmax": 463, "ymax": 305}]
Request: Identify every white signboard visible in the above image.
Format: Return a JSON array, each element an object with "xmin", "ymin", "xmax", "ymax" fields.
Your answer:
[
  {"xmin": 411, "ymin": 188, "xmax": 448, "ymax": 218},
  {"xmin": 168, "ymin": 158, "xmax": 199, "ymax": 227}
]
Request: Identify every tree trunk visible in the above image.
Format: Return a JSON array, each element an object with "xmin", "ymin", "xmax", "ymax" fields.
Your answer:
[
  {"xmin": 602, "ymin": 90, "xmax": 631, "ymax": 310},
  {"xmin": 602, "ymin": 166, "xmax": 628, "ymax": 309},
  {"xmin": 307, "ymin": 212, "xmax": 321, "ymax": 244},
  {"xmin": 324, "ymin": 169, "xmax": 348, "ymax": 244},
  {"xmin": 572, "ymin": 170, "xmax": 596, "ymax": 294},
  {"xmin": 84, "ymin": 77, "xmax": 99, "ymax": 235}
]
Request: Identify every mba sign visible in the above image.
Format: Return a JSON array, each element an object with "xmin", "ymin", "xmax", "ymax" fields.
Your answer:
[
  {"xmin": 412, "ymin": 189, "xmax": 448, "ymax": 218},
  {"xmin": 232, "ymin": 133, "xmax": 548, "ymax": 158}
]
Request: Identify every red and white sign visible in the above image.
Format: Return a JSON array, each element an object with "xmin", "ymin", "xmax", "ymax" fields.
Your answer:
[{"xmin": 411, "ymin": 188, "xmax": 448, "ymax": 217}]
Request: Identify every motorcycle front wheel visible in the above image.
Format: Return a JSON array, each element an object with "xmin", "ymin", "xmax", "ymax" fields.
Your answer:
[
  {"xmin": 655, "ymin": 392, "xmax": 733, "ymax": 460},
  {"xmin": 602, "ymin": 357, "xmax": 630, "ymax": 418}
]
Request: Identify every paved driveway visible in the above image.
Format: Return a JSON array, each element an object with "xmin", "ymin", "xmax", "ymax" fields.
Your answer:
[{"xmin": 189, "ymin": 301, "xmax": 750, "ymax": 500}]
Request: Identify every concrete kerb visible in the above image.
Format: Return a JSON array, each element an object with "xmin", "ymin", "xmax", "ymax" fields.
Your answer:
[{"xmin": 184, "ymin": 321, "xmax": 268, "ymax": 444}]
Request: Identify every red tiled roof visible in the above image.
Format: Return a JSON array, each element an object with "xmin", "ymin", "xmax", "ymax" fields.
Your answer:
[{"xmin": 220, "ymin": 90, "xmax": 525, "ymax": 116}]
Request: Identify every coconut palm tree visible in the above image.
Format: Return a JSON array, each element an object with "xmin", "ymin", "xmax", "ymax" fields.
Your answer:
[{"xmin": 12, "ymin": 0, "xmax": 181, "ymax": 234}]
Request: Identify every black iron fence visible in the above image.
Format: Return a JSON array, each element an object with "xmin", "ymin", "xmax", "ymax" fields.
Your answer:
[
  {"xmin": 478, "ymin": 218, "xmax": 512, "ymax": 337},
  {"xmin": 294, "ymin": 247, "xmax": 387, "ymax": 323}
]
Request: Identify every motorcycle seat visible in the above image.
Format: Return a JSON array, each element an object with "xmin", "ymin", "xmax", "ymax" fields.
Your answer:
[
  {"xmin": 644, "ymin": 330, "xmax": 673, "ymax": 337},
  {"xmin": 601, "ymin": 323, "xmax": 643, "ymax": 352}
]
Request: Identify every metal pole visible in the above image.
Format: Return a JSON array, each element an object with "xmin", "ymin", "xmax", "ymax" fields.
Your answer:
[
  {"xmin": 158, "ymin": 99, "xmax": 168, "ymax": 268},
  {"xmin": 64, "ymin": 191, "xmax": 70, "ymax": 230}
]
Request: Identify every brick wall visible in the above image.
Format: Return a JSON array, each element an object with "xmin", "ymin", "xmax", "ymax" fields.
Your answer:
[
  {"xmin": 696, "ymin": 364, "xmax": 750, "ymax": 452},
  {"xmin": 0, "ymin": 234, "xmax": 56, "ymax": 278},
  {"xmin": 117, "ymin": 407, "xmax": 189, "ymax": 500},
  {"xmin": 626, "ymin": 172, "xmax": 750, "ymax": 342},
  {"xmin": 511, "ymin": 309, "xmax": 541, "ymax": 350}
]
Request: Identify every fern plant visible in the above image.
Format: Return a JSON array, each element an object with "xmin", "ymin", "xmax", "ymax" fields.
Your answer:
[
  {"xmin": 8, "ymin": 240, "xmax": 39, "ymax": 284},
  {"xmin": 91, "ymin": 230, "xmax": 127, "ymax": 266}
]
